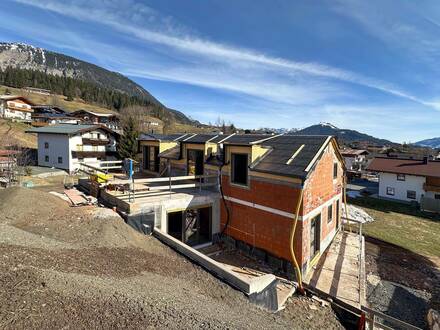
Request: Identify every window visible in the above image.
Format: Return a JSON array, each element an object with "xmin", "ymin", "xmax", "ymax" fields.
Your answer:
[
  {"xmin": 407, "ymin": 190, "xmax": 416, "ymax": 200},
  {"xmin": 44, "ymin": 155, "xmax": 49, "ymax": 162},
  {"xmin": 435, "ymin": 194, "xmax": 440, "ymax": 200},
  {"xmin": 327, "ymin": 204, "xmax": 333, "ymax": 223},
  {"xmin": 397, "ymin": 174, "xmax": 406, "ymax": 181},
  {"xmin": 58, "ymin": 157, "xmax": 63, "ymax": 164},
  {"xmin": 44, "ymin": 142, "xmax": 49, "ymax": 149},
  {"xmin": 231, "ymin": 153, "xmax": 248, "ymax": 186},
  {"xmin": 333, "ymin": 163, "xmax": 338, "ymax": 179},
  {"xmin": 386, "ymin": 187, "xmax": 395, "ymax": 196}
]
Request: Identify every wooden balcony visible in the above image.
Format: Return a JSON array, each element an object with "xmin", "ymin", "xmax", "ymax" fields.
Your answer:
[
  {"xmin": 423, "ymin": 183, "xmax": 440, "ymax": 193},
  {"xmin": 71, "ymin": 150, "xmax": 118, "ymax": 159},
  {"xmin": 82, "ymin": 138, "xmax": 110, "ymax": 146}
]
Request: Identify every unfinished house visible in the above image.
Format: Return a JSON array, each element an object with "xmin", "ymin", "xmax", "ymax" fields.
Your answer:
[
  {"xmin": 95, "ymin": 133, "xmax": 360, "ymax": 309},
  {"xmin": 137, "ymin": 133, "xmax": 187, "ymax": 176},
  {"xmin": 216, "ymin": 134, "xmax": 345, "ymax": 277}
]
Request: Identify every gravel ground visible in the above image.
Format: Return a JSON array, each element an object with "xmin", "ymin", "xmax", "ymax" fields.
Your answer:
[
  {"xmin": 365, "ymin": 237, "xmax": 440, "ymax": 329},
  {"xmin": 0, "ymin": 187, "xmax": 344, "ymax": 329}
]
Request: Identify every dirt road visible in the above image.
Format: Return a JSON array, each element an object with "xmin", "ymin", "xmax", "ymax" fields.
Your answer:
[{"xmin": 0, "ymin": 187, "xmax": 343, "ymax": 329}]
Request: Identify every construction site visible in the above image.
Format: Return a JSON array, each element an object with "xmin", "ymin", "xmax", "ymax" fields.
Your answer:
[{"xmin": 2, "ymin": 132, "xmax": 436, "ymax": 329}]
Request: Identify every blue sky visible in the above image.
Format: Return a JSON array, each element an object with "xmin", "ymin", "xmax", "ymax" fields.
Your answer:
[{"xmin": 1, "ymin": 0, "xmax": 440, "ymax": 142}]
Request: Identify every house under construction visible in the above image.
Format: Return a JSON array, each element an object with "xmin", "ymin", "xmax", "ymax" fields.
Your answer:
[{"xmin": 90, "ymin": 132, "xmax": 364, "ymax": 310}]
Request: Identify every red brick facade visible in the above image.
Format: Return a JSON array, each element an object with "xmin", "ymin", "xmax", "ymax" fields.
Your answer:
[{"xmin": 220, "ymin": 140, "xmax": 343, "ymax": 270}]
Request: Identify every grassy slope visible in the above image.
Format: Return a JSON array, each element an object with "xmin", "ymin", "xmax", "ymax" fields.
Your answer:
[
  {"xmin": 0, "ymin": 119, "xmax": 36, "ymax": 148},
  {"xmin": 351, "ymin": 197, "xmax": 440, "ymax": 258}
]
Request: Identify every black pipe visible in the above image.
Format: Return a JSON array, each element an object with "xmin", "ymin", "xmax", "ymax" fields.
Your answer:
[{"xmin": 219, "ymin": 161, "xmax": 231, "ymax": 237}]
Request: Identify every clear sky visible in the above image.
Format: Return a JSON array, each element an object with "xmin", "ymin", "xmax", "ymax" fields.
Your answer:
[{"xmin": 1, "ymin": 0, "xmax": 440, "ymax": 142}]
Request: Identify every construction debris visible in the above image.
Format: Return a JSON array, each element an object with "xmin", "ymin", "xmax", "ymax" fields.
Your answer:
[
  {"xmin": 64, "ymin": 188, "xmax": 97, "ymax": 206},
  {"xmin": 343, "ymin": 203, "xmax": 374, "ymax": 223}
]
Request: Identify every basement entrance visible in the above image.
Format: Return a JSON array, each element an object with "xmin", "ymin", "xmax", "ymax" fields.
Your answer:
[{"xmin": 167, "ymin": 206, "xmax": 212, "ymax": 247}]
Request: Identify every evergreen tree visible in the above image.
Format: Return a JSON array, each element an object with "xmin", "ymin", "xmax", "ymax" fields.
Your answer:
[{"xmin": 117, "ymin": 116, "xmax": 139, "ymax": 159}]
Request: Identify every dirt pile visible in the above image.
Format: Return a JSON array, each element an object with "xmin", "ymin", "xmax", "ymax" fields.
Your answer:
[
  {"xmin": 0, "ymin": 187, "xmax": 66, "ymax": 222},
  {"xmin": 0, "ymin": 186, "xmax": 344, "ymax": 329}
]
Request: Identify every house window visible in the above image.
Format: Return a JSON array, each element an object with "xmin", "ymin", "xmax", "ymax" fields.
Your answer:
[
  {"xmin": 44, "ymin": 155, "xmax": 49, "ymax": 162},
  {"xmin": 333, "ymin": 163, "xmax": 338, "ymax": 179},
  {"xmin": 327, "ymin": 204, "xmax": 333, "ymax": 223},
  {"xmin": 407, "ymin": 190, "xmax": 416, "ymax": 200},
  {"xmin": 435, "ymin": 194, "xmax": 440, "ymax": 200},
  {"xmin": 44, "ymin": 142, "xmax": 49, "ymax": 149},
  {"xmin": 397, "ymin": 174, "xmax": 406, "ymax": 181},
  {"xmin": 58, "ymin": 157, "xmax": 63, "ymax": 164},
  {"xmin": 231, "ymin": 153, "xmax": 248, "ymax": 186},
  {"xmin": 386, "ymin": 187, "xmax": 395, "ymax": 196}
]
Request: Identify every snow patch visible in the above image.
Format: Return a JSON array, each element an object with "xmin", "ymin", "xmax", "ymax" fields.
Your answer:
[{"xmin": 318, "ymin": 122, "xmax": 338, "ymax": 129}]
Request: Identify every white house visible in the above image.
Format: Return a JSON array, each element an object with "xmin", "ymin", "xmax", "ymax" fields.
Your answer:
[
  {"xmin": 0, "ymin": 95, "xmax": 35, "ymax": 122},
  {"xmin": 341, "ymin": 149, "xmax": 369, "ymax": 172},
  {"xmin": 26, "ymin": 124, "xmax": 119, "ymax": 173},
  {"xmin": 368, "ymin": 157, "xmax": 440, "ymax": 204}
]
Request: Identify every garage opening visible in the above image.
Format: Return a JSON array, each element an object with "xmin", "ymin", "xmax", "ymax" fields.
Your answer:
[{"xmin": 167, "ymin": 206, "xmax": 212, "ymax": 247}]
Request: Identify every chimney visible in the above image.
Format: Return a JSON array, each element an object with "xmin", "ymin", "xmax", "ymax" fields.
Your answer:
[{"xmin": 423, "ymin": 156, "xmax": 428, "ymax": 164}]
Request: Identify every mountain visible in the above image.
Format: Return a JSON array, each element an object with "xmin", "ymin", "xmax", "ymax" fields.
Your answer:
[
  {"xmin": 413, "ymin": 137, "xmax": 440, "ymax": 149},
  {"xmin": 0, "ymin": 42, "xmax": 194, "ymax": 125},
  {"xmin": 294, "ymin": 122, "xmax": 394, "ymax": 145}
]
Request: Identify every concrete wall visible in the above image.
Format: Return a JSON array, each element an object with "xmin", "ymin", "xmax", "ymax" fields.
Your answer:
[{"xmin": 378, "ymin": 172, "xmax": 425, "ymax": 202}]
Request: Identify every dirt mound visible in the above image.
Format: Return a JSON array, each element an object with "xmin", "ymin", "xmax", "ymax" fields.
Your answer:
[{"xmin": 0, "ymin": 187, "xmax": 66, "ymax": 223}]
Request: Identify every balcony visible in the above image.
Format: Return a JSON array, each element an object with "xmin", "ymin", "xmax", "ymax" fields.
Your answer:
[
  {"xmin": 71, "ymin": 150, "xmax": 118, "ymax": 158},
  {"xmin": 82, "ymin": 138, "xmax": 110, "ymax": 146},
  {"xmin": 423, "ymin": 183, "xmax": 440, "ymax": 193}
]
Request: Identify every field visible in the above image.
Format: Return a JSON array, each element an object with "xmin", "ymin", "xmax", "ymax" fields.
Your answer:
[
  {"xmin": 351, "ymin": 197, "xmax": 440, "ymax": 260},
  {"xmin": 0, "ymin": 119, "xmax": 36, "ymax": 148}
]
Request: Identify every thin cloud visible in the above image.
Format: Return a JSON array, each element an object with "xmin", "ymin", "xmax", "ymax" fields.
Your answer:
[{"xmin": 11, "ymin": 0, "xmax": 439, "ymax": 109}]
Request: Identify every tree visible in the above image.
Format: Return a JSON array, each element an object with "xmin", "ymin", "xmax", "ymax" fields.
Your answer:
[{"xmin": 117, "ymin": 115, "xmax": 140, "ymax": 159}]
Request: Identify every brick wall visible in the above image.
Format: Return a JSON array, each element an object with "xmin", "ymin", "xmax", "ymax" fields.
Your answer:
[
  {"xmin": 220, "ymin": 140, "xmax": 343, "ymax": 266},
  {"xmin": 220, "ymin": 199, "xmax": 303, "ymax": 261},
  {"xmin": 221, "ymin": 175, "xmax": 301, "ymax": 213},
  {"xmin": 301, "ymin": 142, "xmax": 343, "ymax": 264}
]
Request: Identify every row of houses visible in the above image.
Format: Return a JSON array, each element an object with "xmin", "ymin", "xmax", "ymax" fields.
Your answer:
[
  {"xmin": 27, "ymin": 126, "xmax": 345, "ymax": 277},
  {"xmin": 0, "ymin": 95, "xmax": 121, "ymax": 131},
  {"xmin": 136, "ymin": 133, "xmax": 345, "ymax": 276}
]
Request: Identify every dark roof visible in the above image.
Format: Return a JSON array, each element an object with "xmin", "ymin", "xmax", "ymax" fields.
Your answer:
[
  {"xmin": 138, "ymin": 133, "xmax": 187, "ymax": 141},
  {"xmin": 32, "ymin": 105, "xmax": 67, "ymax": 114},
  {"xmin": 182, "ymin": 134, "xmax": 219, "ymax": 144},
  {"xmin": 341, "ymin": 149, "xmax": 369, "ymax": 157},
  {"xmin": 250, "ymin": 135, "xmax": 332, "ymax": 179},
  {"xmin": 32, "ymin": 113, "xmax": 74, "ymax": 119},
  {"xmin": 158, "ymin": 146, "xmax": 180, "ymax": 160},
  {"xmin": 208, "ymin": 134, "xmax": 232, "ymax": 143},
  {"xmin": 367, "ymin": 157, "xmax": 440, "ymax": 178},
  {"xmin": 26, "ymin": 124, "xmax": 115, "ymax": 136},
  {"xmin": 223, "ymin": 134, "xmax": 274, "ymax": 145}
]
